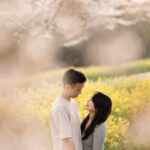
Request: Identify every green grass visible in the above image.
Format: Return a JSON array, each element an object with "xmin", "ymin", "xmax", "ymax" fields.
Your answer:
[{"xmin": 25, "ymin": 58, "xmax": 150, "ymax": 83}]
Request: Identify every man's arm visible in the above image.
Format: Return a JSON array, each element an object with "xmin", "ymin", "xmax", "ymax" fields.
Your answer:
[
  {"xmin": 53, "ymin": 105, "xmax": 75, "ymax": 149},
  {"xmin": 63, "ymin": 137, "xmax": 75, "ymax": 150}
]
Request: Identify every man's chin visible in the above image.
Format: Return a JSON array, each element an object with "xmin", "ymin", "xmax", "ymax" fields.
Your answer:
[{"xmin": 72, "ymin": 95, "xmax": 78, "ymax": 98}]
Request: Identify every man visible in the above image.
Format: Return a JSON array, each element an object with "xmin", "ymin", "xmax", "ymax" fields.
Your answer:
[{"xmin": 50, "ymin": 68, "xmax": 86, "ymax": 150}]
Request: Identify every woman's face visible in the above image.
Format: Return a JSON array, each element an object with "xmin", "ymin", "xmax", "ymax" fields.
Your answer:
[{"xmin": 85, "ymin": 98, "xmax": 96, "ymax": 112}]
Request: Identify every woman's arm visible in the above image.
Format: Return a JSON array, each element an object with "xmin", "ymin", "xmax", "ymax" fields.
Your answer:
[{"xmin": 92, "ymin": 123, "xmax": 106, "ymax": 150}]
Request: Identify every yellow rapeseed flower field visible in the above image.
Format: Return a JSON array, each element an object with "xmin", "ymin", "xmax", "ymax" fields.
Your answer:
[{"xmin": 0, "ymin": 64, "xmax": 150, "ymax": 150}]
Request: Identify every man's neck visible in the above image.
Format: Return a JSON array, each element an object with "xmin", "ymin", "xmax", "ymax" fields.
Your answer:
[{"xmin": 61, "ymin": 91, "xmax": 71, "ymax": 101}]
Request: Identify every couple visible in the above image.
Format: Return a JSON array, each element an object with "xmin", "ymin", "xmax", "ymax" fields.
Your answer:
[{"xmin": 50, "ymin": 68, "xmax": 112, "ymax": 150}]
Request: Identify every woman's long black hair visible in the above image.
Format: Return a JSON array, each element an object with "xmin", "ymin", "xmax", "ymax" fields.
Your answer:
[{"xmin": 81, "ymin": 92, "xmax": 112, "ymax": 140}]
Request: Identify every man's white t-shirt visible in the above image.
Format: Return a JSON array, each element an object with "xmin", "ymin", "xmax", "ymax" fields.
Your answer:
[{"xmin": 50, "ymin": 96, "xmax": 83, "ymax": 150}]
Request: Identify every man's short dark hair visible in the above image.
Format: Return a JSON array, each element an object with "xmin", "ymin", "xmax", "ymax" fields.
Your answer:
[{"xmin": 63, "ymin": 68, "xmax": 86, "ymax": 86}]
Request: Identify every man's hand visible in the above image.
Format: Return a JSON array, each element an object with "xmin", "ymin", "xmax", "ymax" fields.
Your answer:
[{"xmin": 63, "ymin": 137, "xmax": 75, "ymax": 150}]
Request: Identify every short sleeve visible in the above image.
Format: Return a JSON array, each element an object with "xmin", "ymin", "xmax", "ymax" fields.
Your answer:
[{"xmin": 55, "ymin": 106, "xmax": 72, "ymax": 139}]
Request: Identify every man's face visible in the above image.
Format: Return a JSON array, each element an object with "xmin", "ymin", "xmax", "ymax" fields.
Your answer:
[{"xmin": 67, "ymin": 82, "xmax": 84, "ymax": 98}]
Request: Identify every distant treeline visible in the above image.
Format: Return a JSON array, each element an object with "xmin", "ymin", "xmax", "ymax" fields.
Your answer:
[{"xmin": 56, "ymin": 21, "xmax": 150, "ymax": 67}]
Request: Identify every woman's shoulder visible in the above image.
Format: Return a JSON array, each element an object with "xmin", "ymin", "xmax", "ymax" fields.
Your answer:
[
  {"xmin": 94, "ymin": 123, "xmax": 106, "ymax": 134},
  {"xmin": 92, "ymin": 123, "xmax": 106, "ymax": 150},
  {"xmin": 95, "ymin": 122, "xmax": 106, "ymax": 128},
  {"xmin": 95, "ymin": 122, "xmax": 106, "ymax": 129}
]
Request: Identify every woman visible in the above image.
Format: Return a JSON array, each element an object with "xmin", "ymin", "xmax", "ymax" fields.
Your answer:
[{"xmin": 81, "ymin": 92, "xmax": 112, "ymax": 150}]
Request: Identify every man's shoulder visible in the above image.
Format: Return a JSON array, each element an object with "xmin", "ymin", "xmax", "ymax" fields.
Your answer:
[
  {"xmin": 71, "ymin": 99, "xmax": 78, "ymax": 105},
  {"xmin": 71, "ymin": 99, "xmax": 79, "ymax": 111},
  {"xmin": 51, "ymin": 97, "xmax": 67, "ymax": 111}
]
